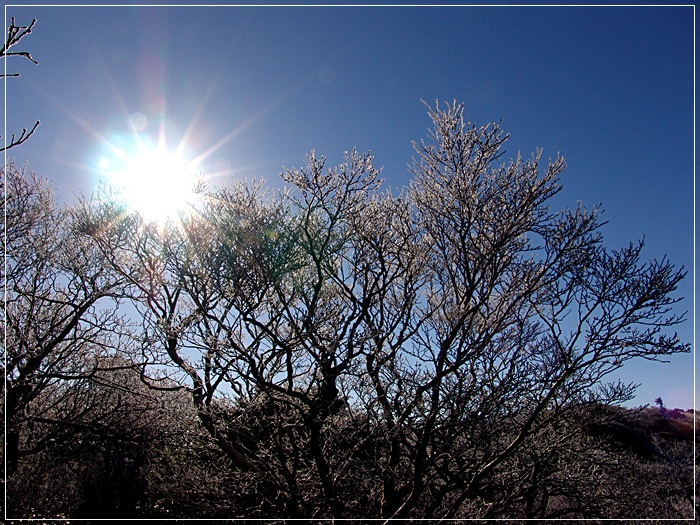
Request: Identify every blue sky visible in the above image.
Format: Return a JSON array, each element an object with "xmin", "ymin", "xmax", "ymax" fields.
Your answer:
[{"xmin": 4, "ymin": 3, "xmax": 695, "ymax": 409}]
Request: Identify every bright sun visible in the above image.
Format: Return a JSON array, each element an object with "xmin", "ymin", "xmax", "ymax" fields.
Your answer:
[{"xmin": 103, "ymin": 142, "xmax": 201, "ymax": 224}]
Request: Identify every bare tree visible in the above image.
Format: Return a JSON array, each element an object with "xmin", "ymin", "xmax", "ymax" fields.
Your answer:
[
  {"xmin": 2, "ymin": 162, "xmax": 130, "ymax": 482},
  {"xmin": 1, "ymin": 17, "xmax": 40, "ymax": 151},
  {"xmin": 362, "ymin": 101, "xmax": 689, "ymax": 519},
  {"xmin": 74, "ymin": 101, "xmax": 690, "ymax": 519}
]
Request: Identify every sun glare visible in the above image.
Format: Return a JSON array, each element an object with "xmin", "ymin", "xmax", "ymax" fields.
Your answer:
[
  {"xmin": 104, "ymin": 142, "xmax": 201, "ymax": 224},
  {"xmin": 84, "ymin": 72, "xmax": 290, "ymax": 227}
]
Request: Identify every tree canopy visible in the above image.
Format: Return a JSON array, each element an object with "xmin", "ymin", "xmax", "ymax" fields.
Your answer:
[{"xmin": 4, "ymin": 101, "xmax": 694, "ymax": 520}]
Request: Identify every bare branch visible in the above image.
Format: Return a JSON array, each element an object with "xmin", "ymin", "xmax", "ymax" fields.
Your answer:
[
  {"xmin": 0, "ymin": 17, "xmax": 39, "ymax": 70},
  {"xmin": 0, "ymin": 119, "xmax": 40, "ymax": 151}
]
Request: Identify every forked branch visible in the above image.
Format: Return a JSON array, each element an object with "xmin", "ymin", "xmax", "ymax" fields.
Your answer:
[
  {"xmin": 1, "ymin": 17, "xmax": 38, "ymax": 74},
  {"xmin": 1, "ymin": 17, "xmax": 40, "ymax": 151}
]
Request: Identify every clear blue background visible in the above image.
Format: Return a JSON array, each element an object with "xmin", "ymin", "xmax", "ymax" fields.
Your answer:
[{"xmin": 5, "ymin": 3, "xmax": 695, "ymax": 409}]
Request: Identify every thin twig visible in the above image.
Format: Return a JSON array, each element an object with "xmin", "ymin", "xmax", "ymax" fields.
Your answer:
[{"xmin": 0, "ymin": 120, "xmax": 40, "ymax": 152}]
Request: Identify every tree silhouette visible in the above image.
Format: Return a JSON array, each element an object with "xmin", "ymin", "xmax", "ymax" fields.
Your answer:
[
  {"xmin": 3, "ymin": 162, "xmax": 131, "ymax": 482},
  {"xmin": 14, "ymin": 101, "xmax": 692, "ymax": 519}
]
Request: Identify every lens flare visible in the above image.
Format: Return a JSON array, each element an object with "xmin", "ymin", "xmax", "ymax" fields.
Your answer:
[{"xmin": 100, "ymin": 136, "xmax": 201, "ymax": 224}]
